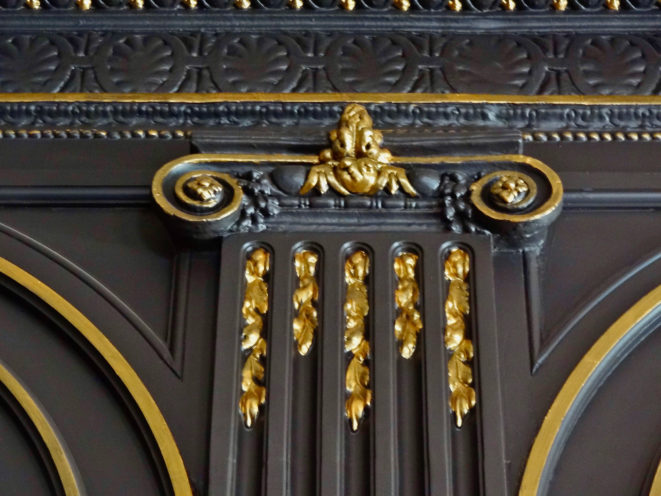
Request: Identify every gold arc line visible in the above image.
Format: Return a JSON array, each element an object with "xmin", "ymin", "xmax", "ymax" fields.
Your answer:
[
  {"xmin": 651, "ymin": 460, "xmax": 661, "ymax": 496},
  {"xmin": 519, "ymin": 285, "xmax": 661, "ymax": 496},
  {"xmin": 0, "ymin": 360, "xmax": 82, "ymax": 496},
  {"xmin": 0, "ymin": 257, "xmax": 193, "ymax": 496},
  {"xmin": 154, "ymin": 153, "xmax": 561, "ymax": 225},
  {"xmin": 5, "ymin": 92, "xmax": 661, "ymax": 105},
  {"xmin": 649, "ymin": 462, "xmax": 661, "ymax": 496}
]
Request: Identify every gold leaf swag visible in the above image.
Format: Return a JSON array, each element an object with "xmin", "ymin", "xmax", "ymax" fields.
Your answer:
[
  {"xmin": 292, "ymin": 250, "xmax": 319, "ymax": 356},
  {"xmin": 444, "ymin": 248, "xmax": 476, "ymax": 428},
  {"xmin": 344, "ymin": 250, "xmax": 372, "ymax": 432},
  {"xmin": 300, "ymin": 104, "xmax": 418, "ymax": 197},
  {"xmin": 239, "ymin": 248, "xmax": 270, "ymax": 428},
  {"xmin": 393, "ymin": 252, "xmax": 422, "ymax": 359}
]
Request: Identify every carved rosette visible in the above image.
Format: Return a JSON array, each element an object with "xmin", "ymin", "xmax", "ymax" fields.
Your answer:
[{"xmin": 152, "ymin": 164, "xmax": 244, "ymax": 240}]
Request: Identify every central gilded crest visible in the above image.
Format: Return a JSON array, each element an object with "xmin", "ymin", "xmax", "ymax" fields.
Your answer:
[{"xmin": 300, "ymin": 104, "xmax": 418, "ymax": 197}]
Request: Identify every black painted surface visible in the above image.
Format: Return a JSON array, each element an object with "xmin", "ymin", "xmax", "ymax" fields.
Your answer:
[{"xmin": 0, "ymin": 5, "xmax": 658, "ymax": 484}]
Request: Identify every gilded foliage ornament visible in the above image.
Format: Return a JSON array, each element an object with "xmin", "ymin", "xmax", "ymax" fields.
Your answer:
[
  {"xmin": 292, "ymin": 250, "xmax": 319, "ymax": 356},
  {"xmin": 300, "ymin": 104, "xmax": 417, "ymax": 197},
  {"xmin": 444, "ymin": 248, "xmax": 476, "ymax": 428},
  {"xmin": 239, "ymin": 248, "xmax": 270, "ymax": 428},
  {"xmin": 393, "ymin": 253, "xmax": 422, "ymax": 359},
  {"xmin": 344, "ymin": 250, "xmax": 372, "ymax": 432}
]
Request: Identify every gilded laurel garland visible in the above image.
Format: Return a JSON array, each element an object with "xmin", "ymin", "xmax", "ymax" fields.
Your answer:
[
  {"xmin": 292, "ymin": 250, "xmax": 319, "ymax": 356},
  {"xmin": 444, "ymin": 248, "xmax": 476, "ymax": 428},
  {"xmin": 300, "ymin": 104, "xmax": 417, "ymax": 198},
  {"xmin": 344, "ymin": 250, "xmax": 372, "ymax": 432},
  {"xmin": 239, "ymin": 248, "xmax": 270, "ymax": 428},
  {"xmin": 393, "ymin": 253, "xmax": 422, "ymax": 359}
]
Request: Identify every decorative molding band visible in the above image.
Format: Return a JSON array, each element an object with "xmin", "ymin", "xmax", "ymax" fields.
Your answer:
[
  {"xmin": 444, "ymin": 247, "xmax": 475, "ymax": 428},
  {"xmin": 0, "ymin": 33, "xmax": 661, "ymax": 95},
  {"xmin": 292, "ymin": 249, "xmax": 319, "ymax": 356},
  {"xmin": 0, "ymin": 0, "xmax": 653, "ymax": 11},
  {"xmin": 393, "ymin": 252, "xmax": 422, "ymax": 359},
  {"xmin": 0, "ymin": 257, "xmax": 193, "ymax": 495},
  {"xmin": 5, "ymin": 127, "xmax": 661, "ymax": 141},
  {"xmin": 0, "ymin": 359, "xmax": 84, "ymax": 496},
  {"xmin": 8, "ymin": 97, "xmax": 661, "ymax": 131},
  {"xmin": 520, "ymin": 285, "xmax": 661, "ymax": 496},
  {"xmin": 344, "ymin": 249, "xmax": 371, "ymax": 432},
  {"xmin": 239, "ymin": 247, "xmax": 270, "ymax": 428}
]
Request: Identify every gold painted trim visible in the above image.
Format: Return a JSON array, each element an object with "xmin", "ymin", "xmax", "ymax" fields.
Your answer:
[
  {"xmin": 0, "ymin": 360, "xmax": 82, "ymax": 496},
  {"xmin": 5, "ymin": 92, "xmax": 661, "ymax": 105},
  {"xmin": 651, "ymin": 460, "xmax": 661, "ymax": 496},
  {"xmin": 519, "ymin": 285, "xmax": 661, "ymax": 496},
  {"xmin": 0, "ymin": 257, "xmax": 193, "ymax": 496}
]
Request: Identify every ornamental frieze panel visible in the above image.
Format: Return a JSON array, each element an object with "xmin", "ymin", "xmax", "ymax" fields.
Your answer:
[{"xmin": 0, "ymin": 33, "xmax": 660, "ymax": 95}]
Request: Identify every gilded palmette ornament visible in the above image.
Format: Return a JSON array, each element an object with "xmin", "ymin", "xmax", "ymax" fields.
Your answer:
[
  {"xmin": 393, "ymin": 253, "xmax": 422, "ymax": 359},
  {"xmin": 25, "ymin": 0, "xmax": 41, "ymax": 9},
  {"xmin": 300, "ymin": 104, "xmax": 417, "ymax": 197},
  {"xmin": 292, "ymin": 250, "xmax": 319, "ymax": 356},
  {"xmin": 444, "ymin": 248, "xmax": 476, "ymax": 428},
  {"xmin": 239, "ymin": 248, "xmax": 270, "ymax": 428},
  {"xmin": 76, "ymin": 0, "xmax": 91, "ymax": 10},
  {"xmin": 344, "ymin": 250, "xmax": 372, "ymax": 432}
]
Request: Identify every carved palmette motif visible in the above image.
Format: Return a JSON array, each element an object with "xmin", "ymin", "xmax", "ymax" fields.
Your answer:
[
  {"xmin": 444, "ymin": 248, "xmax": 476, "ymax": 428},
  {"xmin": 344, "ymin": 250, "xmax": 372, "ymax": 432},
  {"xmin": 239, "ymin": 248, "xmax": 270, "ymax": 428}
]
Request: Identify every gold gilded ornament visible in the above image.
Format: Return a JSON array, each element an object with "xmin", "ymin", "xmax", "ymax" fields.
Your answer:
[
  {"xmin": 239, "ymin": 248, "xmax": 270, "ymax": 428},
  {"xmin": 344, "ymin": 250, "xmax": 372, "ymax": 431},
  {"xmin": 393, "ymin": 253, "xmax": 422, "ymax": 359},
  {"xmin": 444, "ymin": 248, "xmax": 476, "ymax": 428},
  {"xmin": 300, "ymin": 104, "xmax": 417, "ymax": 197},
  {"xmin": 292, "ymin": 250, "xmax": 319, "ymax": 356}
]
